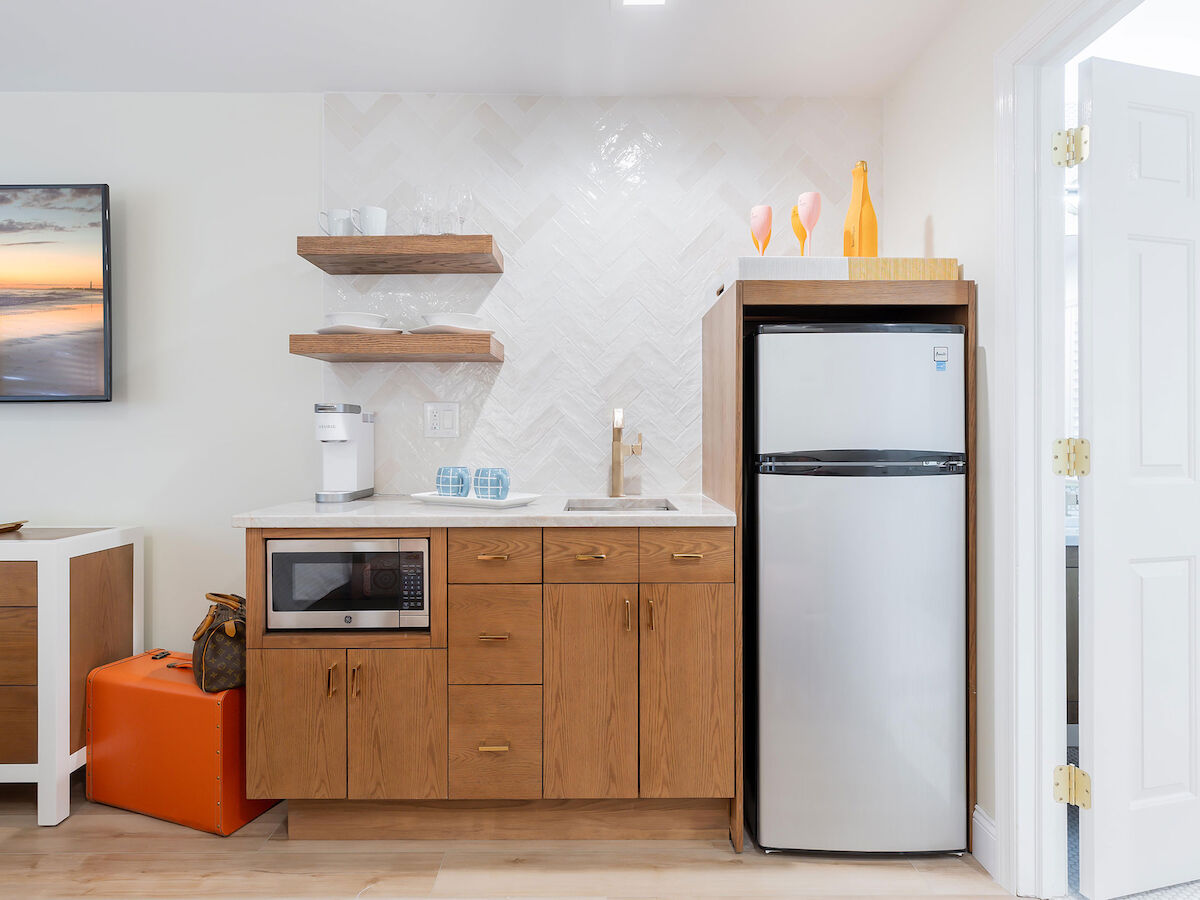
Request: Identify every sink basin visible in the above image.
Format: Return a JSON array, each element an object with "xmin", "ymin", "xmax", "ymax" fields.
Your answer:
[{"xmin": 563, "ymin": 498, "xmax": 677, "ymax": 512}]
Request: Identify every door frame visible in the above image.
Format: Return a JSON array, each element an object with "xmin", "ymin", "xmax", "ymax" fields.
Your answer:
[{"xmin": 993, "ymin": 0, "xmax": 1144, "ymax": 896}]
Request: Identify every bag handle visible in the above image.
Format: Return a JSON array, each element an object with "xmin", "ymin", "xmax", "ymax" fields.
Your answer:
[
  {"xmin": 166, "ymin": 661, "xmax": 193, "ymax": 670},
  {"xmin": 205, "ymin": 592, "xmax": 245, "ymax": 611},
  {"xmin": 192, "ymin": 608, "xmax": 217, "ymax": 642}
]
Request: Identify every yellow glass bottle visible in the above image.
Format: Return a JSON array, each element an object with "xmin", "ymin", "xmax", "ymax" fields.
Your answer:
[{"xmin": 843, "ymin": 160, "xmax": 878, "ymax": 257}]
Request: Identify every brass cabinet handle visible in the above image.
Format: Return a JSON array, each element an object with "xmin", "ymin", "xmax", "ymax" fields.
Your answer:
[
  {"xmin": 477, "ymin": 744, "xmax": 510, "ymax": 752},
  {"xmin": 477, "ymin": 554, "xmax": 509, "ymax": 560},
  {"xmin": 326, "ymin": 662, "xmax": 337, "ymax": 698},
  {"xmin": 477, "ymin": 633, "xmax": 511, "ymax": 641},
  {"xmin": 575, "ymin": 553, "xmax": 607, "ymax": 560},
  {"xmin": 350, "ymin": 664, "xmax": 361, "ymax": 698},
  {"xmin": 624, "ymin": 598, "xmax": 631, "ymax": 632},
  {"xmin": 648, "ymin": 598, "xmax": 656, "ymax": 631},
  {"xmin": 672, "ymin": 552, "xmax": 704, "ymax": 559}
]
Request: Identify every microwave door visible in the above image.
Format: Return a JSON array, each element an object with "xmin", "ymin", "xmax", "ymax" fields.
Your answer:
[{"xmin": 267, "ymin": 538, "xmax": 405, "ymax": 630}]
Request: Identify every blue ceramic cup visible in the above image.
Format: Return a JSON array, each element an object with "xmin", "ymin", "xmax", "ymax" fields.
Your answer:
[
  {"xmin": 473, "ymin": 467, "xmax": 510, "ymax": 501},
  {"xmin": 435, "ymin": 466, "xmax": 471, "ymax": 497}
]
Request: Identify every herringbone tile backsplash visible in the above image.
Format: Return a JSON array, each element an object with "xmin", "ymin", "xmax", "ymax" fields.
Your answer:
[{"xmin": 321, "ymin": 93, "xmax": 882, "ymax": 496}]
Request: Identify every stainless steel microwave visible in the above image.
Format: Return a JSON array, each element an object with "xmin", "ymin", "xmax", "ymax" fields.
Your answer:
[{"xmin": 266, "ymin": 538, "xmax": 429, "ymax": 630}]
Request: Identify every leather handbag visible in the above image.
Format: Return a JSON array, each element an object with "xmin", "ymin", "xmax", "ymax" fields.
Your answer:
[{"xmin": 191, "ymin": 592, "xmax": 247, "ymax": 692}]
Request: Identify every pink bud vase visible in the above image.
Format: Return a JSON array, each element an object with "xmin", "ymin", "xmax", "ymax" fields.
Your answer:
[
  {"xmin": 796, "ymin": 193, "xmax": 821, "ymax": 256},
  {"xmin": 749, "ymin": 205, "xmax": 772, "ymax": 256}
]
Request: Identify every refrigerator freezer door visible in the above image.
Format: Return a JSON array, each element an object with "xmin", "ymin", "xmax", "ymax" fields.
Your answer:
[
  {"xmin": 756, "ymin": 329, "xmax": 965, "ymax": 454},
  {"xmin": 755, "ymin": 470, "xmax": 966, "ymax": 851}
]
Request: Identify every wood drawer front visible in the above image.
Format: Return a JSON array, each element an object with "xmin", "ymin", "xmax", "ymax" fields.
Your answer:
[
  {"xmin": 0, "ymin": 608, "xmax": 37, "ymax": 684},
  {"xmin": 639, "ymin": 528, "xmax": 735, "ymax": 583},
  {"xmin": 0, "ymin": 686, "xmax": 37, "ymax": 764},
  {"xmin": 449, "ymin": 685, "xmax": 542, "ymax": 799},
  {"xmin": 448, "ymin": 585, "xmax": 542, "ymax": 685},
  {"xmin": 543, "ymin": 528, "xmax": 639, "ymax": 583},
  {"xmin": 0, "ymin": 562, "xmax": 36, "ymax": 606},
  {"xmin": 448, "ymin": 528, "xmax": 542, "ymax": 583}
]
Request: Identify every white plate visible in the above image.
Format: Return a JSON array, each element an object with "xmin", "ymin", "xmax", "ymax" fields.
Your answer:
[
  {"xmin": 407, "ymin": 324, "xmax": 494, "ymax": 335},
  {"xmin": 423, "ymin": 312, "xmax": 484, "ymax": 329},
  {"xmin": 411, "ymin": 491, "xmax": 539, "ymax": 509},
  {"xmin": 315, "ymin": 324, "xmax": 404, "ymax": 335},
  {"xmin": 326, "ymin": 311, "xmax": 387, "ymax": 328}
]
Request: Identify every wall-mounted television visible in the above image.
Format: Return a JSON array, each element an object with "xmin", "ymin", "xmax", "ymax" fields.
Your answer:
[{"xmin": 0, "ymin": 184, "xmax": 111, "ymax": 401}]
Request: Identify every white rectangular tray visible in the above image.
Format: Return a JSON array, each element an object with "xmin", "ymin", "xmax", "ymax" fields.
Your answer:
[{"xmin": 410, "ymin": 491, "xmax": 539, "ymax": 509}]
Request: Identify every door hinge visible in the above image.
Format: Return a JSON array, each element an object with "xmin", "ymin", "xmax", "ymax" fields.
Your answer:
[
  {"xmin": 1053, "ymin": 764, "xmax": 1092, "ymax": 809},
  {"xmin": 1052, "ymin": 437, "xmax": 1091, "ymax": 476},
  {"xmin": 1052, "ymin": 125, "xmax": 1091, "ymax": 167}
]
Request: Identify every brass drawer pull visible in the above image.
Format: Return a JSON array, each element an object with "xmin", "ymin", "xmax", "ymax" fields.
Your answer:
[
  {"xmin": 477, "ymin": 633, "xmax": 511, "ymax": 641},
  {"xmin": 648, "ymin": 598, "xmax": 656, "ymax": 631},
  {"xmin": 477, "ymin": 554, "xmax": 510, "ymax": 561},
  {"xmin": 672, "ymin": 552, "xmax": 704, "ymax": 559},
  {"xmin": 478, "ymin": 744, "xmax": 510, "ymax": 753},
  {"xmin": 575, "ymin": 553, "xmax": 607, "ymax": 560},
  {"xmin": 350, "ymin": 664, "xmax": 361, "ymax": 697},
  {"xmin": 326, "ymin": 662, "xmax": 337, "ymax": 698},
  {"xmin": 624, "ymin": 598, "xmax": 631, "ymax": 631}
]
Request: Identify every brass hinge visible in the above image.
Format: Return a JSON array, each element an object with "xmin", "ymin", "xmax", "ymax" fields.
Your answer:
[
  {"xmin": 1052, "ymin": 437, "xmax": 1091, "ymax": 476},
  {"xmin": 1053, "ymin": 764, "xmax": 1092, "ymax": 808},
  {"xmin": 1052, "ymin": 125, "xmax": 1091, "ymax": 167}
]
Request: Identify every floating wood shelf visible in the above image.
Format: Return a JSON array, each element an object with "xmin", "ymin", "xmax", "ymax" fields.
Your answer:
[
  {"xmin": 289, "ymin": 333, "xmax": 504, "ymax": 363},
  {"xmin": 297, "ymin": 235, "xmax": 504, "ymax": 275}
]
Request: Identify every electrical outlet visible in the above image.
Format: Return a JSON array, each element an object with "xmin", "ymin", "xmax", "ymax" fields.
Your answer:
[{"xmin": 424, "ymin": 402, "xmax": 460, "ymax": 438}]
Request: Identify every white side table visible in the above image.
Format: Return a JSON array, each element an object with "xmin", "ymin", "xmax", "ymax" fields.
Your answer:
[{"xmin": 0, "ymin": 526, "xmax": 143, "ymax": 825}]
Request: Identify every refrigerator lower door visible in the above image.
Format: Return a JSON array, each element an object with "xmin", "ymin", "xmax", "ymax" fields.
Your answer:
[{"xmin": 755, "ymin": 469, "xmax": 966, "ymax": 852}]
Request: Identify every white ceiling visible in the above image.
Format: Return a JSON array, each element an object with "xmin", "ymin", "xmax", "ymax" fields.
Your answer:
[{"xmin": 1, "ymin": 0, "xmax": 965, "ymax": 96}]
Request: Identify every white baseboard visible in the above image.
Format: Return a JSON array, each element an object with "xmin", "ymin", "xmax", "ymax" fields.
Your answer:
[{"xmin": 971, "ymin": 805, "xmax": 1000, "ymax": 881}]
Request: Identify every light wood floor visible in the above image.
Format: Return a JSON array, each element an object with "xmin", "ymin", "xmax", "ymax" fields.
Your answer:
[{"xmin": 0, "ymin": 781, "xmax": 1007, "ymax": 899}]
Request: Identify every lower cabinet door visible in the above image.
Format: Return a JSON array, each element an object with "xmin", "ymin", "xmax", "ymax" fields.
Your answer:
[
  {"xmin": 449, "ymin": 685, "xmax": 542, "ymax": 799},
  {"xmin": 247, "ymin": 648, "xmax": 347, "ymax": 799},
  {"xmin": 543, "ymin": 583, "xmax": 638, "ymax": 798},
  {"xmin": 640, "ymin": 583, "xmax": 736, "ymax": 798},
  {"xmin": 348, "ymin": 648, "xmax": 448, "ymax": 799}
]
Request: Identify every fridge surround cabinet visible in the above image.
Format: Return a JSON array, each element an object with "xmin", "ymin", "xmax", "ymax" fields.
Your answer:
[{"xmin": 700, "ymin": 278, "xmax": 977, "ymax": 851}]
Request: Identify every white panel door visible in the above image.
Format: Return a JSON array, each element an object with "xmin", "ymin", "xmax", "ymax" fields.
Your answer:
[{"xmin": 1078, "ymin": 58, "xmax": 1200, "ymax": 900}]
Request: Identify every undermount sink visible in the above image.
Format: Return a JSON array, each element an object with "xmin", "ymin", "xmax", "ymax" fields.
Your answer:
[{"xmin": 563, "ymin": 497, "xmax": 678, "ymax": 512}]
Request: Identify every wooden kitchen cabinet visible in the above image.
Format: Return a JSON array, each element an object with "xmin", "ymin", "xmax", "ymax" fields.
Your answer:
[
  {"xmin": 348, "ymin": 649, "xmax": 447, "ymax": 800},
  {"xmin": 640, "ymin": 583, "xmax": 736, "ymax": 798},
  {"xmin": 543, "ymin": 583, "xmax": 639, "ymax": 799},
  {"xmin": 247, "ymin": 648, "xmax": 347, "ymax": 799}
]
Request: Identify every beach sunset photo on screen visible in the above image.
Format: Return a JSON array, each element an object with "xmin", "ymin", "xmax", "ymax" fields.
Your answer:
[{"xmin": 0, "ymin": 184, "xmax": 110, "ymax": 401}]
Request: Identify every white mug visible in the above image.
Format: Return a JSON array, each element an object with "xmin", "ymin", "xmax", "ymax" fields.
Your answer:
[
  {"xmin": 352, "ymin": 206, "xmax": 388, "ymax": 236},
  {"xmin": 319, "ymin": 208, "xmax": 353, "ymax": 236}
]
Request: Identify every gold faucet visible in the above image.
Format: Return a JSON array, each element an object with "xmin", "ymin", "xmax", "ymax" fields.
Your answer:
[{"xmin": 610, "ymin": 408, "xmax": 643, "ymax": 497}]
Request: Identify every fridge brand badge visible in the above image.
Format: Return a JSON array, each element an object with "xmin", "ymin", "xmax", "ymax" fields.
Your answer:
[{"xmin": 933, "ymin": 347, "xmax": 949, "ymax": 371}]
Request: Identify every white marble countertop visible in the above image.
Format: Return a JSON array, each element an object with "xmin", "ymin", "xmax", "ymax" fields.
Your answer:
[{"xmin": 232, "ymin": 494, "xmax": 735, "ymax": 529}]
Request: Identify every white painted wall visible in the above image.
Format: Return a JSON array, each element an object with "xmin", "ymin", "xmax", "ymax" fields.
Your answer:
[
  {"xmin": 0, "ymin": 93, "xmax": 323, "ymax": 650},
  {"xmin": 881, "ymin": 0, "xmax": 1054, "ymax": 820}
]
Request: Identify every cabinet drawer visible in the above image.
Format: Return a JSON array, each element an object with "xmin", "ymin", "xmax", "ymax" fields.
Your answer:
[
  {"xmin": 448, "ymin": 585, "xmax": 542, "ymax": 684},
  {"xmin": 543, "ymin": 528, "xmax": 639, "ymax": 583},
  {"xmin": 0, "ymin": 686, "xmax": 36, "ymax": 764},
  {"xmin": 0, "ymin": 608, "xmax": 36, "ymax": 684},
  {"xmin": 449, "ymin": 685, "xmax": 542, "ymax": 799},
  {"xmin": 639, "ymin": 528, "xmax": 735, "ymax": 583},
  {"xmin": 448, "ymin": 528, "xmax": 542, "ymax": 583},
  {"xmin": 0, "ymin": 562, "xmax": 36, "ymax": 606}
]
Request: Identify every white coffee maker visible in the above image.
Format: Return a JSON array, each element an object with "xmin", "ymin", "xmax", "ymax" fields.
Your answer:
[{"xmin": 314, "ymin": 403, "xmax": 375, "ymax": 502}]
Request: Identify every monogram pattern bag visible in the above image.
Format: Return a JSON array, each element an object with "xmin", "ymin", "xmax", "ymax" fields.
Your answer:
[{"xmin": 190, "ymin": 593, "xmax": 247, "ymax": 692}]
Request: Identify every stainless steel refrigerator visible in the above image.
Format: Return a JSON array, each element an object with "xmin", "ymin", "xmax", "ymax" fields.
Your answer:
[{"xmin": 749, "ymin": 323, "xmax": 966, "ymax": 853}]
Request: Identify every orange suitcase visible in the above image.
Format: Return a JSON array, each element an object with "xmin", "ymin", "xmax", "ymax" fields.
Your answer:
[{"xmin": 86, "ymin": 649, "xmax": 277, "ymax": 835}]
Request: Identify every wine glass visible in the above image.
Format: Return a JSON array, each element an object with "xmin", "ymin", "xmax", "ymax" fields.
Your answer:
[
  {"xmin": 448, "ymin": 185, "xmax": 475, "ymax": 235},
  {"xmin": 416, "ymin": 190, "xmax": 440, "ymax": 235}
]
